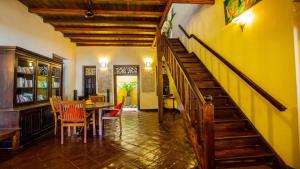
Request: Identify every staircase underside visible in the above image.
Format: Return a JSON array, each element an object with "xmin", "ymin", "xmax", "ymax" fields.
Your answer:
[{"xmin": 166, "ymin": 38, "xmax": 288, "ymax": 169}]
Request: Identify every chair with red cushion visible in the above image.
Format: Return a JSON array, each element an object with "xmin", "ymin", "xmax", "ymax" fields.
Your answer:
[
  {"xmin": 102, "ymin": 96, "xmax": 125, "ymax": 135},
  {"xmin": 59, "ymin": 101, "xmax": 88, "ymax": 144}
]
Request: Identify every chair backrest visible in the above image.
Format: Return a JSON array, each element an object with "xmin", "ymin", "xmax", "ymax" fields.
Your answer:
[
  {"xmin": 89, "ymin": 95, "xmax": 105, "ymax": 103},
  {"xmin": 110, "ymin": 96, "xmax": 125, "ymax": 117},
  {"xmin": 50, "ymin": 97, "xmax": 61, "ymax": 114},
  {"xmin": 59, "ymin": 101, "xmax": 86, "ymax": 122}
]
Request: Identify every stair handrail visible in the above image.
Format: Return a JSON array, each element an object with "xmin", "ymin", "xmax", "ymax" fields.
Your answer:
[
  {"xmin": 164, "ymin": 36, "xmax": 207, "ymax": 105},
  {"xmin": 178, "ymin": 25, "xmax": 287, "ymax": 111},
  {"xmin": 160, "ymin": 34, "xmax": 215, "ymax": 169}
]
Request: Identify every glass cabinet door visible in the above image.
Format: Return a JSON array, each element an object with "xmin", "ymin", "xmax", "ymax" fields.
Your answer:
[
  {"xmin": 36, "ymin": 62, "xmax": 50, "ymax": 102},
  {"xmin": 51, "ymin": 65, "xmax": 62, "ymax": 98},
  {"xmin": 16, "ymin": 57, "xmax": 35, "ymax": 104}
]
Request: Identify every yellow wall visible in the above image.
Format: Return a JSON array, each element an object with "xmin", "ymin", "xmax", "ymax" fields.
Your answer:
[
  {"xmin": 117, "ymin": 76, "xmax": 138, "ymax": 105},
  {"xmin": 173, "ymin": 0, "xmax": 300, "ymax": 167}
]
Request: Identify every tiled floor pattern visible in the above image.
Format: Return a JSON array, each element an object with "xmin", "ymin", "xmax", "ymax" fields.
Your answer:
[{"xmin": 0, "ymin": 111, "xmax": 197, "ymax": 169}]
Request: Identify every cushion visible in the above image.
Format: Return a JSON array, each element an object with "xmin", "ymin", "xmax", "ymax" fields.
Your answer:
[{"xmin": 109, "ymin": 103, "xmax": 123, "ymax": 117}]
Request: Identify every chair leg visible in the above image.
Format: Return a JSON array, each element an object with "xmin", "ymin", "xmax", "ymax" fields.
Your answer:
[
  {"xmin": 61, "ymin": 125, "xmax": 64, "ymax": 144},
  {"xmin": 54, "ymin": 118, "xmax": 57, "ymax": 135},
  {"xmin": 84, "ymin": 123, "xmax": 87, "ymax": 144},
  {"xmin": 119, "ymin": 117, "xmax": 122, "ymax": 135},
  {"xmin": 73, "ymin": 127, "xmax": 76, "ymax": 135},
  {"xmin": 68, "ymin": 126, "xmax": 71, "ymax": 136},
  {"xmin": 92, "ymin": 111, "xmax": 96, "ymax": 136}
]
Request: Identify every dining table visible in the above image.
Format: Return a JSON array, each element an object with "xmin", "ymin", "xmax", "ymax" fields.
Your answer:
[{"xmin": 86, "ymin": 102, "xmax": 114, "ymax": 136}]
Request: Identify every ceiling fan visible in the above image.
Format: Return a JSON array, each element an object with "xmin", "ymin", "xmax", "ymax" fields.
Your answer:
[{"xmin": 85, "ymin": 0, "xmax": 95, "ymax": 18}]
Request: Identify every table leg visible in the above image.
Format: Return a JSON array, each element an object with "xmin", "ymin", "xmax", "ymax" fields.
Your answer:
[
  {"xmin": 98, "ymin": 109, "xmax": 103, "ymax": 136},
  {"xmin": 92, "ymin": 110, "xmax": 96, "ymax": 136}
]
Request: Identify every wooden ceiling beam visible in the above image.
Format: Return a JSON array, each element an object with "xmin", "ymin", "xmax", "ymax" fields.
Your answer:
[
  {"xmin": 69, "ymin": 36, "xmax": 154, "ymax": 41},
  {"xmin": 76, "ymin": 41, "xmax": 152, "ymax": 46},
  {"xmin": 29, "ymin": 8, "xmax": 163, "ymax": 18},
  {"xmin": 92, "ymin": 0, "xmax": 167, "ymax": 5},
  {"xmin": 72, "ymin": 40, "xmax": 153, "ymax": 43},
  {"xmin": 77, "ymin": 44, "xmax": 152, "ymax": 47},
  {"xmin": 65, "ymin": 34, "xmax": 155, "ymax": 38},
  {"xmin": 172, "ymin": 0, "xmax": 214, "ymax": 3},
  {"xmin": 44, "ymin": 19, "xmax": 158, "ymax": 28},
  {"xmin": 56, "ymin": 27, "xmax": 156, "ymax": 35}
]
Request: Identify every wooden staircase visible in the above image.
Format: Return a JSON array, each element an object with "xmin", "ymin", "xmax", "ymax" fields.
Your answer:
[{"xmin": 161, "ymin": 37, "xmax": 288, "ymax": 169}]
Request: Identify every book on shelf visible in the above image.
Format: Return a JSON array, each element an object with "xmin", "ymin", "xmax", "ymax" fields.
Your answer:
[
  {"xmin": 17, "ymin": 77, "xmax": 33, "ymax": 88},
  {"xmin": 16, "ymin": 93, "xmax": 33, "ymax": 103},
  {"xmin": 17, "ymin": 66, "xmax": 34, "ymax": 74}
]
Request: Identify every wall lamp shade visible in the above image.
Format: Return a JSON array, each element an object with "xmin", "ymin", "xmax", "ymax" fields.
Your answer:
[
  {"xmin": 99, "ymin": 58, "xmax": 108, "ymax": 70},
  {"xmin": 233, "ymin": 10, "xmax": 254, "ymax": 31},
  {"xmin": 144, "ymin": 58, "xmax": 152, "ymax": 70}
]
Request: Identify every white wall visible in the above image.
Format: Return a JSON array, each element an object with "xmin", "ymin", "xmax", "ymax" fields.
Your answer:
[
  {"xmin": 0, "ymin": 0, "xmax": 76, "ymax": 99},
  {"xmin": 76, "ymin": 46, "xmax": 158, "ymax": 109}
]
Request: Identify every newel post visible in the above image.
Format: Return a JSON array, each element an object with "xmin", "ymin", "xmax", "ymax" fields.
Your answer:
[
  {"xmin": 203, "ymin": 95, "xmax": 215, "ymax": 169},
  {"xmin": 156, "ymin": 32, "xmax": 164, "ymax": 123}
]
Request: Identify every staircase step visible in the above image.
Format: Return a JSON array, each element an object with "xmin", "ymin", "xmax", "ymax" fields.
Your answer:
[
  {"xmin": 215, "ymin": 134, "xmax": 261, "ymax": 151},
  {"xmin": 191, "ymin": 75, "xmax": 215, "ymax": 81},
  {"xmin": 177, "ymin": 53, "xmax": 195, "ymax": 58},
  {"xmin": 199, "ymin": 87, "xmax": 227, "ymax": 97},
  {"xmin": 214, "ymin": 120, "xmax": 249, "ymax": 131},
  {"xmin": 215, "ymin": 146, "xmax": 274, "ymax": 168},
  {"xmin": 213, "ymin": 96, "xmax": 235, "ymax": 107},
  {"xmin": 182, "ymin": 63, "xmax": 203, "ymax": 68},
  {"xmin": 225, "ymin": 165, "xmax": 273, "ymax": 169},
  {"xmin": 179, "ymin": 58, "xmax": 200, "ymax": 63},
  {"xmin": 215, "ymin": 130, "xmax": 259, "ymax": 139},
  {"xmin": 196, "ymin": 80, "xmax": 220, "ymax": 88}
]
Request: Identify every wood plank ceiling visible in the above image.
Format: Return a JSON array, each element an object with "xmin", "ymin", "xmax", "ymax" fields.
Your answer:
[{"xmin": 19, "ymin": 0, "xmax": 214, "ymax": 47}]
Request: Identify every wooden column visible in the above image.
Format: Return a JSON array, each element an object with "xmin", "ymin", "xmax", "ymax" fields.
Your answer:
[{"xmin": 156, "ymin": 31, "xmax": 164, "ymax": 123}]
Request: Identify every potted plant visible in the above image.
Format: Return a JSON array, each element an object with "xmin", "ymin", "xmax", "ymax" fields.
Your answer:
[
  {"xmin": 119, "ymin": 80, "xmax": 137, "ymax": 106},
  {"xmin": 163, "ymin": 8, "xmax": 176, "ymax": 38}
]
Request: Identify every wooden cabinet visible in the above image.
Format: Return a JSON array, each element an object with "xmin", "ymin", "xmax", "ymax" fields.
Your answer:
[
  {"xmin": 20, "ymin": 106, "xmax": 53, "ymax": 144},
  {"xmin": 0, "ymin": 46, "xmax": 63, "ymax": 148}
]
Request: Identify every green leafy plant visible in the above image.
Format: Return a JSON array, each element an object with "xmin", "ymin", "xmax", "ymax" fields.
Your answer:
[
  {"xmin": 119, "ymin": 80, "xmax": 137, "ymax": 96},
  {"xmin": 163, "ymin": 8, "xmax": 176, "ymax": 38}
]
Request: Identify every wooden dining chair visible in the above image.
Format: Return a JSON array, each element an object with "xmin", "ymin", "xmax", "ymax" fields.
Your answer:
[
  {"xmin": 89, "ymin": 95, "xmax": 106, "ymax": 102},
  {"xmin": 102, "ymin": 96, "xmax": 125, "ymax": 135},
  {"xmin": 50, "ymin": 97, "xmax": 61, "ymax": 135},
  {"xmin": 59, "ymin": 101, "xmax": 88, "ymax": 144}
]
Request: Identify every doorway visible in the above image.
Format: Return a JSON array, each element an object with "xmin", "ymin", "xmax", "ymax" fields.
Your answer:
[{"xmin": 113, "ymin": 65, "xmax": 140, "ymax": 111}]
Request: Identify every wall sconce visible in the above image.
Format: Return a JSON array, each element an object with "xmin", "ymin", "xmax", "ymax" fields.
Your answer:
[
  {"xmin": 144, "ymin": 58, "xmax": 153, "ymax": 70},
  {"xmin": 233, "ymin": 9, "xmax": 254, "ymax": 32},
  {"xmin": 99, "ymin": 58, "xmax": 108, "ymax": 70}
]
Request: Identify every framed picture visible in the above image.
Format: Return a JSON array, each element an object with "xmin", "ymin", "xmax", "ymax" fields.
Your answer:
[{"xmin": 224, "ymin": 0, "xmax": 261, "ymax": 24}]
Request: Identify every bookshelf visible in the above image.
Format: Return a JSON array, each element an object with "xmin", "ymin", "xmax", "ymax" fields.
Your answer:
[{"xmin": 0, "ymin": 46, "xmax": 63, "ymax": 148}]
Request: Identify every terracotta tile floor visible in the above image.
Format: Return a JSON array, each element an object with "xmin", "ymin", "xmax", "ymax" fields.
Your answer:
[{"xmin": 0, "ymin": 111, "xmax": 197, "ymax": 169}]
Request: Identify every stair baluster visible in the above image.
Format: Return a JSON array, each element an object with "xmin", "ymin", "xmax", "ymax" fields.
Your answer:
[{"xmin": 160, "ymin": 35, "xmax": 215, "ymax": 169}]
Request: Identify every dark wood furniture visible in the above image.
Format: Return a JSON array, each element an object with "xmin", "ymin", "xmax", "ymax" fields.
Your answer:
[
  {"xmin": 83, "ymin": 66, "xmax": 96, "ymax": 99},
  {"xmin": 0, "ymin": 129, "xmax": 20, "ymax": 150},
  {"xmin": 0, "ymin": 46, "xmax": 63, "ymax": 148}
]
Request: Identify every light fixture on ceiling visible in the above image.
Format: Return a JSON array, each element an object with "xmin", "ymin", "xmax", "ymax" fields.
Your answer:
[{"xmin": 85, "ymin": 0, "xmax": 95, "ymax": 19}]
